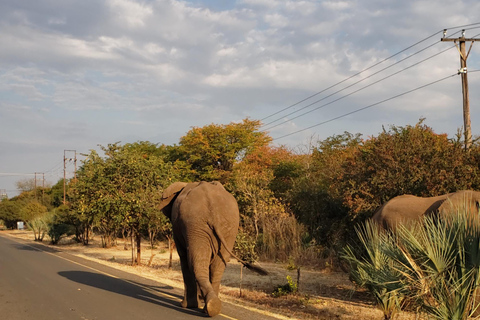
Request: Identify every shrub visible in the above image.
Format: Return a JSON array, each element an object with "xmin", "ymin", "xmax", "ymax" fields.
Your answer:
[
  {"xmin": 272, "ymin": 276, "xmax": 298, "ymax": 297},
  {"xmin": 344, "ymin": 206, "xmax": 480, "ymax": 320}
]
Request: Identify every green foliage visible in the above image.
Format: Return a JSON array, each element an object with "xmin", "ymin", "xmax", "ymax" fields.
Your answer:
[
  {"xmin": 47, "ymin": 209, "xmax": 75, "ymax": 245},
  {"xmin": 21, "ymin": 201, "xmax": 47, "ymax": 222},
  {"xmin": 70, "ymin": 141, "xmax": 182, "ymax": 263},
  {"xmin": 344, "ymin": 207, "xmax": 480, "ymax": 320},
  {"xmin": 287, "ymin": 120, "xmax": 480, "ymax": 249},
  {"xmin": 343, "ymin": 221, "xmax": 405, "ymax": 320},
  {"xmin": 339, "ymin": 120, "xmax": 478, "ymax": 221},
  {"xmin": 272, "ymin": 276, "xmax": 298, "ymax": 297},
  {"xmin": 10, "ymin": 117, "xmax": 480, "ymax": 273},
  {"xmin": 27, "ymin": 213, "xmax": 49, "ymax": 241},
  {"xmin": 0, "ymin": 200, "xmax": 21, "ymax": 229},
  {"xmin": 175, "ymin": 118, "xmax": 272, "ymax": 182},
  {"xmin": 234, "ymin": 230, "xmax": 258, "ymax": 263}
]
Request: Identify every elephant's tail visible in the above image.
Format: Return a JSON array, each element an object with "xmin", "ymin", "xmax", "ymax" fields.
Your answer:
[
  {"xmin": 214, "ymin": 229, "xmax": 269, "ymax": 276},
  {"xmin": 239, "ymin": 259, "xmax": 269, "ymax": 276}
]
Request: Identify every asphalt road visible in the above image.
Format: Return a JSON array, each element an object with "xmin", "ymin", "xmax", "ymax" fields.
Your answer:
[{"xmin": 0, "ymin": 234, "xmax": 279, "ymax": 320}]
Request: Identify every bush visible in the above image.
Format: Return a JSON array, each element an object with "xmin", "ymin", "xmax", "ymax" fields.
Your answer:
[
  {"xmin": 234, "ymin": 230, "xmax": 258, "ymax": 263},
  {"xmin": 48, "ymin": 222, "xmax": 74, "ymax": 245},
  {"xmin": 272, "ymin": 276, "xmax": 298, "ymax": 297},
  {"xmin": 343, "ymin": 207, "xmax": 480, "ymax": 320}
]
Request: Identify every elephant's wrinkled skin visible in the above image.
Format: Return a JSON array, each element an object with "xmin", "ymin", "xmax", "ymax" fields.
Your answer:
[
  {"xmin": 372, "ymin": 190, "xmax": 480, "ymax": 230},
  {"xmin": 159, "ymin": 181, "xmax": 240, "ymax": 317}
]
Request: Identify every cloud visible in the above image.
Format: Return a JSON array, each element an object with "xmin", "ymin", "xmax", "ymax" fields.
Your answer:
[
  {"xmin": 107, "ymin": 0, "xmax": 153, "ymax": 28},
  {"xmin": 1, "ymin": 0, "xmax": 480, "ymax": 196}
]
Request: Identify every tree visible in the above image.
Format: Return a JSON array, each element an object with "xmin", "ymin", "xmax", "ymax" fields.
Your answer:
[
  {"xmin": 339, "ymin": 121, "xmax": 479, "ymax": 223},
  {"xmin": 228, "ymin": 145, "xmax": 302, "ymax": 261},
  {"xmin": 0, "ymin": 200, "xmax": 21, "ymax": 229},
  {"xmin": 286, "ymin": 132, "xmax": 362, "ymax": 247},
  {"xmin": 16, "ymin": 178, "xmax": 36, "ymax": 192},
  {"xmin": 70, "ymin": 141, "xmax": 182, "ymax": 265},
  {"xmin": 21, "ymin": 201, "xmax": 48, "ymax": 241},
  {"xmin": 175, "ymin": 118, "xmax": 272, "ymax": 182}
]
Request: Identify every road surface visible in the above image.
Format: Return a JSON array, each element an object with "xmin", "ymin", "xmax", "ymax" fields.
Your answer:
[{"xmin": 0, "ymin": 234, "xmax": 279, "ymax": 320}]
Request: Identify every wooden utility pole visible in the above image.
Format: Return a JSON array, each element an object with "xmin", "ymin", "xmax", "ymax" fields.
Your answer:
[
  {"xmin": 63, "ymin": 150, "xmax": 77, "ymax": 205},
  {"xmin": 441, "ymin": 29, "xmax": 479, "ymax": 149}
]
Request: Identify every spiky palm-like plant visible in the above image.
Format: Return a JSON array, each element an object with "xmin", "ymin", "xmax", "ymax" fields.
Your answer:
[
  {"xmin": 393, "ymin": 207, "xmax": 480, "ymax": 320},
  {"xmin": 343, "ymin": 221, "xmax": 406, "ymax": 320},
  {"xmin": 344, "ymin": 198, "xmax": 480, "ymax": 320}
]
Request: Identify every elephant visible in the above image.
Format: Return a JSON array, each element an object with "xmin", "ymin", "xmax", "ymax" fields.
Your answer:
[
  {"xmin": 372, "ymin": 190, "xmax": 480, "ymax": 230},
  {"xmin": 159, "ymin": 181, "xmax": 267, "ymax": 317}
]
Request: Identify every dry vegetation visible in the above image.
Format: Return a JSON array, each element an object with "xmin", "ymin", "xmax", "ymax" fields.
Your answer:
[{"xmin": 3, "ymin": 230, "xmax": 418, "ymax": 320}]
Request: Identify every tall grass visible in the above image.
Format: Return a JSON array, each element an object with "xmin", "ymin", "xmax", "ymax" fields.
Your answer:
[{"xmin": 343, "ymin": 200, "xmax": 480, "ymax": 320}]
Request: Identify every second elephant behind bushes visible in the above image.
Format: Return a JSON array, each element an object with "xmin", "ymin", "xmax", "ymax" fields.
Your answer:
[{"xmin": 372, "ymin": 190, "xmax": 480, "ymax": 230}]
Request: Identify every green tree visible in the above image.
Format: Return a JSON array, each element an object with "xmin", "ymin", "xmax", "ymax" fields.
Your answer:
[
  {"xmin": 21, "ymin": 201, "xmax": 48, "ymax": 241},
  {"xmin": 0, "ymin": 200, "xmax": 21, "ymax": 229},
  {"xmin": 287, "ymin": 132, "xmax": 362, "ymax": 247},
  {"xmin": 71, "ymin": 141, "xmax": 181, "ymax": 265}
]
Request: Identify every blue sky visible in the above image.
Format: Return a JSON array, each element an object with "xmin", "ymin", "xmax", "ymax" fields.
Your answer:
[{"xmin": 1, "ymin": 0, "xmax": 480, "ymax": 197}]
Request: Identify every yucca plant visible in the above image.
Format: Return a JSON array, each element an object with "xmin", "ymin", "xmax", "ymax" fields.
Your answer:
[
  {"xmin": 344, "ymin": 196, "xmax": 480, "ymax": 320},
  {"xmin": 388, "ymin": 199, "xmax": 480, "ymax": 320},
  {"xmin": 343, "ymin": 220, "xmax": 406, "ymax": 320}
]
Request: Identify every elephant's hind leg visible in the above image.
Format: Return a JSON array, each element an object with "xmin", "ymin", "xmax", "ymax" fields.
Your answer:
[
  {"xmin": 178, "ymin": 249, "xmax": 199, "ymax": 309},
  {"xmin": 204, "ymin": 291, "xmax": 222, "ymax": 317},
  {"xmin": 189, "ymin": 243, "xmax": 221, "ymax": 316}
]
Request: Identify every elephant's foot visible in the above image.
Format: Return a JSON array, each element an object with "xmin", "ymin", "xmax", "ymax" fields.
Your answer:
[
  {"xmin": 204, "ymin": 292, "xmax": 222, "ymax": 317},
  {"xmin": 180, "ymin": 298, "xmax": 198, "ymax": 309}
]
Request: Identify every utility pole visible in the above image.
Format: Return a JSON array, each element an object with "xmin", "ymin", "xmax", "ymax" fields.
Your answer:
[
  {"xmin": 0, "ymin": 189, "xmax": 7, "ymax": 201},
  {"xmin": 34, "ymin": 172, "xmax": 37, "ymax": 200},
  {"xmin": 441, "ymin": 29, "xmax": 479, "ymax": 149},
  {"xmin": 63, "ymin": 150, "xmax": 77, "ymax": 205}
]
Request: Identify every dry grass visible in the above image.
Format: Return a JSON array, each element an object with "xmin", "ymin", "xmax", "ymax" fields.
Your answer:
[{"xmin": 3, "ymin": 230, "xmax": 419, "ymax": 320}]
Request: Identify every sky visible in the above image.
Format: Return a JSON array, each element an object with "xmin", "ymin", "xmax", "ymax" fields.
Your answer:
[{"xmin": 1, "ymin": 0, "xmax": 480, "ymax": 197}]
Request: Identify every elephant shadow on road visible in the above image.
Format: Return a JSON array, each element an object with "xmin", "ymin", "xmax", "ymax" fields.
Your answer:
[{"xmin": 58, "ymin": 271, "xmax": 202, "ymax": 316}]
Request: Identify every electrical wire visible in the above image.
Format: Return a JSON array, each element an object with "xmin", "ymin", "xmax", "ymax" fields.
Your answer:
[
  {"xmin": 273, "ymin": 73, "xmax": 458, "ymax": 141},
  {"xmin": 259, "ymin": 30, "xmax": 445, "ymax": 122},
  {"xmin": 260, "ymin": 23, "xmax": 480, "ymax": 124},
  {"xmin": 263, "ymin": 44, "xmax": 456, "ymax": 132},
  {"xmin": 261, "ymin": 39, "xmax": 456, "ymax": 129}
]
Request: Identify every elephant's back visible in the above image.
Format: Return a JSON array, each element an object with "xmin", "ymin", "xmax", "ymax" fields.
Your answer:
[{"xmin": 373, "ymin": 194, "xmax": 448, "ymax": 229}]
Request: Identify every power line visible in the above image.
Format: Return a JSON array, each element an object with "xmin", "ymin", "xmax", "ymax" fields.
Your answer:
[
  {"xmin": 259, "ymin": 30, "xmax": 444, "ymax": 122},
  {"xmin": 0, "ymin": 172, "xmax": 36, "ymax": 176},
  {"xmin": 259, "ymin": 23, "xmax": 480, "ymax": 123},
  {"xmin": 263, "ymin": 44, "xmax": 456, "ymax": 132},
  {"xmin": 273, "ymin": 73, "xmax": 458, "ymax": 141},
  {"xmin": 261, "ymin": 39, "xmax": 456, "ymax": 130}
]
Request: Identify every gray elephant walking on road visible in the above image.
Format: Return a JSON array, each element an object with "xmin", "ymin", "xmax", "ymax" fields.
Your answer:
[
  {"xmin": 372, "ymin": 190, "xmax": 480, "ymax": 230},
  {"xmin": 159, "ymin": 181, "xmax": 267, "ymax": 317}
]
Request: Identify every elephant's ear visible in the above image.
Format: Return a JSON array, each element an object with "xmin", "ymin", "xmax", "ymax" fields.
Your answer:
[{"xmin": 159, "ymin": 182, "xmax": 188, "ymax": 211}]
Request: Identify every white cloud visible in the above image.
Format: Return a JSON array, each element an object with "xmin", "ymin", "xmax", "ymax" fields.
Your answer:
[
  {"xmin": 107, "ymin": 0, "xmax": 153, "ymax": 28},
  {"xmin": 1, "ymin": 0, "xmax": 480, "ymax": 196},
  {"xmin": 321, "ymin": 1, "xmax": 352, "ymax": 11}
]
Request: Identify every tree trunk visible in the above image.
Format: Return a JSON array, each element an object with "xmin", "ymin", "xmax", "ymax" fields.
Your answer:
[
  {"xmin": 131, "ymin": 232, "xmax": 135, "ymax": 265},
  {"xmin": 136, "ymin": 233, "xmax": 142, "ymax": 265}
]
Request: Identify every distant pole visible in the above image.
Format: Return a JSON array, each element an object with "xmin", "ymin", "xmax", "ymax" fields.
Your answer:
[
  {"xmin": 42, "ymin": 173, "xmax": 45, "ymax": 204},
  {"xmin": 34, "ymin": 172, "xmax": 37, "ymax": 200},
  {"xmin": 63, "ymin": 151, "xmax": 66, "ymax": 205},
  {"xmin": 441, "ymin": 29, "xmax": 479, "ymax": 149},
  {"xmin": 63, "ymin": 150, "xmax": 77, "ymax": 205}
]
